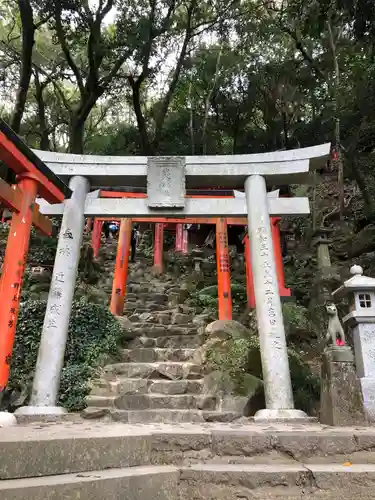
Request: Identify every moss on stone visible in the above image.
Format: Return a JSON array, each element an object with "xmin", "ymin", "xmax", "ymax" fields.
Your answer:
[{"xmin": 204, "ymin": 319, "xmax": 320, "ymax": 414}]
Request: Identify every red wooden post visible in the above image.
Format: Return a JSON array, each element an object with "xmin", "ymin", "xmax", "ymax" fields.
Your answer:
[
  {"xmin": 243, "ymin": 234, "xmax": 256, "ymax": 308},
  {"xmin": 271, "ymin": 217, "xmax": 291, "ymax": 298},
  {"xmin": 85, "ymin": 217, "xmax": 92, "ymax": 232},
  {"xmin": 0, "ymin": 175, "xmax": 39, "ymax": 393},
  {"xmin": 92, "ymin": 219, "xmax": 103, "ymax": 258},
  {"xmin": 244, "ymin": 218, "xmax": 290, "ymax": 309},
  {"xmin": 216, "ymin": 218, "xmax": 232, "ymax": 320},
  {"xmin": 181, "ymin": 225, "xmax": 188, "ymax": 254},
  {"xmin": 175, "ymin": 223, "xmax": 183, "ymax": 252},
  {"xmin": 110, "ymin": 218, "xmax": 132, "ymax": 315},
  {"xmin": 153, "ymin": 223, "xmax": 164, "ymax": 274}
]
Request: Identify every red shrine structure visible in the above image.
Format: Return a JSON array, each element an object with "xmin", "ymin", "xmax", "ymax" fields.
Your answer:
[
  {"xmin": 87, "ymin": 189, "xmax": 291, "ymax": 320},
  {"xmin": 0, "ymin": 120, "xmax": 71, "ymax": 394}
]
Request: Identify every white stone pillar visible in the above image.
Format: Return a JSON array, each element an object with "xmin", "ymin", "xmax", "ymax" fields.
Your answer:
[
  {"xmin": 16, "ymin": 176, "xmax": 90, "ymax": 416},
  {"xmin": 244, "ymin": 174, "xmax": 308, "ymax": 421}
]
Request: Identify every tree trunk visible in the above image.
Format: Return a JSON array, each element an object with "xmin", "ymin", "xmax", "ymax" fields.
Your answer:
[
  {"xmin": 282, "ymin": 110, "xmax": 289, "ymax": 149},
  {"xmin": 188, "ymin": 77, "xmax": 195, "ymax": 155},
  {"xmin": 232, "ymin": 112, "xmax": 240, "ymax": 154},
  {"xmin": 0, "ymin": 0, "xmax": 35, "ymax": 194},
  {"xmin": 68, "ymin": 91, "xmax": 103, "ymax": 154},
  {"xmin": 202, "ymin": 47, "xmax": 222, "ymax": 155},
  {"xmin": 129, "ymin": 80, "xmax": 153, "ymax": 155},
  {"xmin": 69, "ymin": 118, "xmax": 85, "ymax": 154},
  {"xmin": 10, "ymin": 0, "xmax": 35, "ymax": 134},
  {"xmin": 34, "ymin": 71, "xmax": 50, "ymax": 150},
  {"xmin": 327, "ymin": 19, "xmax": 345, "ymax": 219}
]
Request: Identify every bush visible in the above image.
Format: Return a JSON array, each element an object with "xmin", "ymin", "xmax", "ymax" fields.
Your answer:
[
  {"xmin": 193, "ymin": 284, "xmax": 247, "ymax": 311},
  {"xmin": 5, "ymin": 298, "xmax": 123, "ymax": 412},
  {"xmin": 206, "ymin": 330, "xmax": 320, "ymax": 414},
  {"xmin": 282, "ymin": 302, "xmax": 311, "ymax": 341}
]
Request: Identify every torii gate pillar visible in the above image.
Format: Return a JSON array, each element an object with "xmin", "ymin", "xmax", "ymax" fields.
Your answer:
[
  {"xmin": 175, "ymin": 223, "xmax": 183, "ymax": 252},
  {"xmin": 17, "ymin": 175, "xmax": 90, "ymax": 416},
  {"xmin": 0, "ymin": 175, "xmax": 39, "ymax": 399},
  {"xmin": 216, "ymin": 218, "xmax": 232, "ymax": 320},
  {"xmin": 153, "ymin": 223, "xmax": 164, "ymax": 274},
  {"xmin": 110, "ymin": 218, "xmax": 132, "ymax": 315},
  {"xmin": 92, "ymin": 219, "xmax": 103, "ymax": 258},
  {"xmin": 245, "ymin": 175, "xmax": 306, "ymax": 420}
]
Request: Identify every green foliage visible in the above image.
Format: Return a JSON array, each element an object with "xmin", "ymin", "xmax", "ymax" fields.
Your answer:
[
  {"xmin": 206, "ymin": 336, "xmax": 256, "ymax": 395},
  {"xmin": 206, "ymin": 329, "xmax": 320, "ymax": 413},
  {"xmin": 78, "ymin": 243, "xmax": 102, "ymax": 285},
  {"xmin": 6, "ymin": 298, "xmax": 123, "ymax": 412},
  {"xmin": 282, "ymin": 302, "xmax": 311, "ymax": 340},
  {"xmin": 192, "ymin": 283, "xmax": 247, "ymax": 311}
]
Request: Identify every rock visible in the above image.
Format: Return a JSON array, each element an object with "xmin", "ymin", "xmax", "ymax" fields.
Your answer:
[
  {"xmin": 202, "ymin": 371, "xmax": 264, "ymax": 416},
  {"xmin": 205, "ymin": 319, "xmax": 254, "ymax": 340},
  {"xmin": 196, "ymin": 395, "xmax": 217, "ymax": 410},
  {"xmin": 81, "ymin": 407, "xmax": 109, "ymax": 419},
  {"xmin": 115, "ymin": 316, "xmax": 136, "ymax": 340},
  {"xmin": 193, "ymin": 313, "xmax": 214, "ymax": 327},
  {"xmin": 139, "ymin": 312, "xmax": 153, "ymax": 322},
  {"xmin": 118, "ymin": 379, "xmax": 149, "ymax": 394},
  {"xmin": 116, "ymin": 316, "xmax": 133, "ymax": 331},
  {"xmin": 157, "ymin": 313, "xmax": 171, "ymax": 325},
  {"xmin": 172, "ymin": 312, "xmax": 192, "ymax": 325},
  {"xmin": 151, "ymin": 293, "xmax": 167, "ymax": 304},
  {"xmin": 193, "ymin": 320, "xmax": 265, "ymax": 417}
]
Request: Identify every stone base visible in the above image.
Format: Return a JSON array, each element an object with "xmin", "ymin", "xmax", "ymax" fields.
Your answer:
[
  {"xmin": 15, "ymin": 405, "xmax": 67, "ymax": 416},
  {"xmin": 0, "ymin": 411, "xmax": 17, "ymax": 427},
  {"xmin": 320, "ymin": 347, "xmax": 367, "ymax": 426},
  {"xmin": 360, "ymin": 378, "xmax": 375, "ymax": 422},
  {"xmin": 253, "ymin": 408, "xmax": 310, "ymax": 422}
]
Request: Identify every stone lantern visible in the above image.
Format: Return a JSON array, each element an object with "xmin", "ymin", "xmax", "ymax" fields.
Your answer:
[
  {"xmin": 192, "ymin": 247, "xmax": 204, "ymax": 273},
  {"xmin": 333, "ymin": 265, "xmax": 375, "ymax": 421},
  {"xmin": 312, "ymin": 227, "xmax": 334, "ymax": 270}
]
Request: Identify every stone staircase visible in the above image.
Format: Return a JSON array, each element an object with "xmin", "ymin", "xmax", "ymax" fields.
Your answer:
[{"xmin": 83, "ymin": 264, "xmax": 231, "ymax": 423}]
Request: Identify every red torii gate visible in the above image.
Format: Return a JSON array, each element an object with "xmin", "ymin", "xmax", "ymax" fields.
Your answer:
[
  {"xmin": 89, "ymin": 190, "xmax": 290, "ymax": 320},
  {"xmin": 0, "ymin": 119, "xmax": 70, "ymax": 397}
]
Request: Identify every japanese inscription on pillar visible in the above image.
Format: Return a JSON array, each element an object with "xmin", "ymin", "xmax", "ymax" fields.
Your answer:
[
  {"xmin": 218, "ymin": 228, "xmax": 229, "ymax": 273},
  {"xmin": 256, "ymin": 216, "xmax": 283, "ymax": 350},
  {"xmin": 147, "ymin": 157, "xmax": 186, "ymax": 208}
]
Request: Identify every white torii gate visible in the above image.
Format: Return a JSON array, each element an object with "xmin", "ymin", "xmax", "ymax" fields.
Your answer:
[{"xmin": 16, "ymin": 144, "xmax": 330, "ymax": 422}]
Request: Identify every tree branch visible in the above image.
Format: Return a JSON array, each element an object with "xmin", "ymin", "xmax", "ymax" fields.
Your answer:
[
  {"xmin": 153, "ymin": 0, "xmax": 198, "ymax": 147},
  {"xmin": 10, "ymin": 0, "xmax": 35, "ymax": 133},
  {"xmin": 54, "ymin": 3, "xmax": 85, "ymax": 94},
  {"xmin": 99, "ymin": 51, "xmax": 132, "ymax": 89},
  {"xmin": 283, "ymin": 26, "xmax": 326, "ymax": 81}
]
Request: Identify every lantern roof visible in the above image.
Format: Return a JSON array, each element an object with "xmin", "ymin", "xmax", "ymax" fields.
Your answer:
[{"xmin": 333, "ymin": 266, "xmax": 375, "ymax": 299}]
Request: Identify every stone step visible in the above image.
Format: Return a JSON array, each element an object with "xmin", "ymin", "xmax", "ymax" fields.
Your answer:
[
  {"xmin": 129, "ymin": 312, "xmax": 195, "ymax": 325},
  {"xmin": 151, "ymin": 427, "xmax": 375, "ymax": 465},
  {"xmin": 179, "ymin": 463, "xmax": 375, "ymax": 499},
  {"xmin": 83, "ymin": 408, "xmax": 241, "ymax": 423},
  {"xmin": 125, "ymin": 303, "xmax": 170, "ymax": 312},
  {"xmin": 0, "ymin": 424, "xmax": 151, "ymax": 479},
  {"xmin": 119, "ymin": 348, "xmax": 196, "ymax": 363},
  {"xmin": 90, "ymin": 378, "xmax": 204, "ymax": 396},
  {"xmin": 0, "ymin": 465, "xmax": 178, "ymax": 500},
  {"xmin": 86, "ymin": 395, "xmax": 116, "ymax": 407},
  {"xmin": 128, "ymin": 335, "xmax": 203, "ymax": 349},
  {"xmin": 87, "ymin": 393, "xmax": 215, "ymax": 411},
  {"xmin": 130, "ymin": 324, "xmax": 199, "ymax": 337},
  {"xmin": 118, "ymin": 394, "xmax": 215, "ymax": 411},
  {"xmin": 103, "ymin": 362, "xmax": 204, "ymax": 380},
  {"xmin": 110, "ymin": 409, "xmax": 207, "ymax": 424}
]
